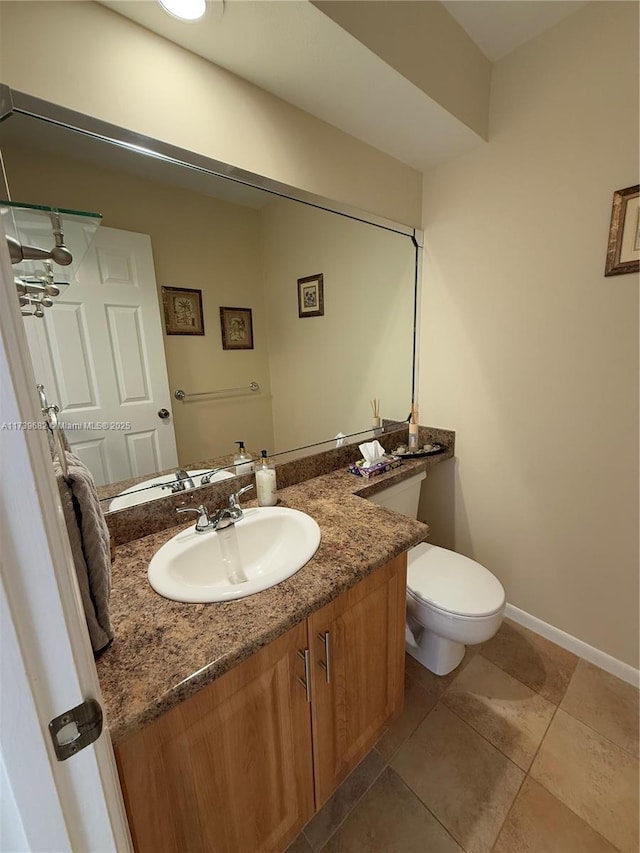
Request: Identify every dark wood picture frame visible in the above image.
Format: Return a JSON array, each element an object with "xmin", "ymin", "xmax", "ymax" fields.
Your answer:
[
  {"xmin": 297, "ymin": 273, "xmax": 324, "ymax": 318},
  {"xmin": 219, "ymin": 306, "xmax": 254, "ymax": 350},
  {"xmin": 162, "ymin": 286, "xmax": 205, "ymax": 335},
  {"xmin": 604, "ymin": 184, "xmax": 640, "ymax": 277}
]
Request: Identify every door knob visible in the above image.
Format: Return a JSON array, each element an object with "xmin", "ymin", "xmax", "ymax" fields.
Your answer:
[{"xmin": 158, "ymin": 408, "xmax": 171, "ymax": 420}]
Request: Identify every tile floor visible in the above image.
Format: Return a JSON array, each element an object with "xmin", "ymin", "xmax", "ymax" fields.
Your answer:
[{"xmin": 288, "ymin": 619, "xmax": 639, "ymax": 853}]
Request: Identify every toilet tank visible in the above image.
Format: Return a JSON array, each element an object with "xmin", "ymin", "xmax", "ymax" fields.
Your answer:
[{"xmin": 367, "ymin": 472, "xmax": 427, "ymax": 519}]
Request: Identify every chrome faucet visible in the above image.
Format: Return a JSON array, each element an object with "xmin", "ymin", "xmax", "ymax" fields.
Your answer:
[
  {"xmin": 227, "ymin": 484, "xmax": 255, "ymax": 519},
  {"xmin": 175, "ymin": 484, "xmax": 255, "ymax": 534},
  {"xmin": 163, "ymin": 469, "xmax": 196, "ymax": 493}
]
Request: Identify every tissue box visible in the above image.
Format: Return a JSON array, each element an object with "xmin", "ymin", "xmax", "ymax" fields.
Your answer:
[{"xmin": 348, "ymin": 455, "xmax": 402, "ymax": 480}]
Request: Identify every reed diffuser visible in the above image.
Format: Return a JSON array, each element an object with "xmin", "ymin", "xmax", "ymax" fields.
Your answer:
[
  {"xmin": 370, "ymin": 398, "xmax": 382, "ymax": 435},
  {"xmin": 409, "ymin": 404, "xmax": 419, "ymax": 449}
]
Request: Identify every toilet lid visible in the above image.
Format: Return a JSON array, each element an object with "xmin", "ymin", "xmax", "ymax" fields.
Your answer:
[{"xmin": 407, "ymin": 543, "xmax": 505, "ymax": 617}]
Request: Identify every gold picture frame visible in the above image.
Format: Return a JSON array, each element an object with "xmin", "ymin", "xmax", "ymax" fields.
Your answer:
[
  {"xmin": 604, "ymin": 184, "xmax": 640, "ymax": 277},
  {"xmin": 220, "ymin": 306, "xmax": 254, "ymax": 350},
  {"xmin": 162, "ymin": 286, "xmax": 204, "ymax": 335}
]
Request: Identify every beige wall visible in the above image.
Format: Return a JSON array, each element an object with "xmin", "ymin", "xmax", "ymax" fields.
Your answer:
[
  {"xmin": 419, "ymin": 2, "xmax": 639, "ymax": 667},
  {"xmin": 2, "ymin": 142, "xmax": 275, "ymax": 464},
  {"xmin": 0, "ymin": 1, "xmax": 421, "ymax": 226},
  {"xmin": 314, "ymin": 0, "xmax": 490, "ymax": 138},
  {"xmin": 259, "ymin": 200, "xmax": 415, "ymax": 450}
]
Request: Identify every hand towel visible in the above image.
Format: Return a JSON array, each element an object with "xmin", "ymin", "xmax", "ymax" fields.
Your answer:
[{"xmin": 54, "ymin": 451, "xmax": 114, "ymax": 652}]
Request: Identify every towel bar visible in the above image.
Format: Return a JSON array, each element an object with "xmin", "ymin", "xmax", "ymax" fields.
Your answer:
[
  {"xmin": 174, "ymin": 382, "xmax": 260, "ymax": 401},
  {"xmin": 37, "ymin": 383, "xmax": 69, "ymax": 480}
]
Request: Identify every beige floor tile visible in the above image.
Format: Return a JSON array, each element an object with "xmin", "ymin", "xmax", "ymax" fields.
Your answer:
[
  {"xmin": 530, "ymin": 709, "xmax": 639, "ymax": 853},
  {"xmin": 303, "ymin": 750, "xmax": 385, "ymax": 851},
  {"xmin": 561, "ymin": 659, "xmax": 639, "ymax": 757},
  {"xmin": 494, "ymin": 777, "xmax": 619, "ymax": 853},
  {"xmin": 322, "ymin": 767, "xmax": 462, "ymax": 853},
  {"xmin": 404, "ymin": 647, "xmax": 476, "ymax": 701},
  {"xmin": 479, "ymin": 619, "xmax": 578, "ymax": 704},
  {"xmin": 391, "ymin": 704, "xmax": 524, "ymax": 853},
  {"xmin": 442, "ymin": 654, "xmax": 555, "ymax": 770},
  {"xmin": 375, "ymin": 673, "xmax": 438, "ymax": 761}
]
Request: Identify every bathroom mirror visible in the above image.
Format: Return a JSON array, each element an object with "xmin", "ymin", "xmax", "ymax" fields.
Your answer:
[{"xmin": 0, "ymin": 89, "xmax": 419, "ymax": 511}]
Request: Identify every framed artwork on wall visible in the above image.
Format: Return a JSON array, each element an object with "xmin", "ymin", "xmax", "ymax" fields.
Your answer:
[
  {"xmin": 604, "ymin": 184, "xmax": 640, "ymax": 276},
  {"xmin": 162, "ymin": 286, "xmax": 205, "ymax": 335},
  {"xmin": 220, "ymin": 306, "xmax": 254, "ymax": 350},
  {"xmin": 297, "ymin": 273, "xmax": 324, "ymax": 318}
]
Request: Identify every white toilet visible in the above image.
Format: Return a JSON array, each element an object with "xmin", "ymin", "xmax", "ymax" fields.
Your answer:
[{"xmin": 368, "ymin": 472, "xmax": 505, "ymax": 675}]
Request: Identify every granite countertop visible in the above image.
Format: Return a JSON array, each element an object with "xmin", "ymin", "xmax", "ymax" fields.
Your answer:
[{"xmin": 97, "ymin": 452, "xmax": 452, "ymax": 744}]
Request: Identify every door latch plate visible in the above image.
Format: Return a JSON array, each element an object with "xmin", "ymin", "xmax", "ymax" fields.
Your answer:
[{"xmin": 49, "ymin": 699, "xmax": 103, "ymax": 761}]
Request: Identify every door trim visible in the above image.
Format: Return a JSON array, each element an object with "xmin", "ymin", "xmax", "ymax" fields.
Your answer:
[{"xmin": 0, "ymin": 219, "xmax": 132, "ymax": 848}]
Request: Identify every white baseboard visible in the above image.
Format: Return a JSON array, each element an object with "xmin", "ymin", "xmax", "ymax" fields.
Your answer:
[{"xmin": 505, "ymin": 604, "xmax": 640, "ymax": 688}]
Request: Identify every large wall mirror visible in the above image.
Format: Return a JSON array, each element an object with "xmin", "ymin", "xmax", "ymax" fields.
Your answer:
[{"xmin": 0, "ymin": 90, "xmax": 420, "ymax": 512}]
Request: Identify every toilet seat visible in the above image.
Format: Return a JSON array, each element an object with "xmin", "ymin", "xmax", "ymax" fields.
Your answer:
[{"xmin": 407, "ymin": 543, "xmax": 505, "ymax": 618}]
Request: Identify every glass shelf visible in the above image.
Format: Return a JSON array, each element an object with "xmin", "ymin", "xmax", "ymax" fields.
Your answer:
[{"xmin": 2, "ymin": 200, "xmax": 102, "ymax": 287}]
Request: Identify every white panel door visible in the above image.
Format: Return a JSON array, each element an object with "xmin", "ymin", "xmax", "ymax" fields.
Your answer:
[{"xmin": 25, "ymin": 227, "xmax": 178, "ymax": 485}]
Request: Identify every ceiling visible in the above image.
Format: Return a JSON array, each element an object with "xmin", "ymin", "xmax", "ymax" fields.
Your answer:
[
  {"xmin": 442, "ymin": 1, "xmax": 588, "ymax": 62},
  {"xmin": 100, "ymin": 0, "xmax": 589, "ymax": 171}
]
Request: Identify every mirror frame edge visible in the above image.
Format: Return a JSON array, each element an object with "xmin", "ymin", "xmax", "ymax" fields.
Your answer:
[{"xmin": 0, "ymin": 84, "xmax": 421, "ymax": 236}]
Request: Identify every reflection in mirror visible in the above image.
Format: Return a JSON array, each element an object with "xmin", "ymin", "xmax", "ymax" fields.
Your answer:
[{"xmin": 1, "ymin": 110, "xmax": 417, "ymax": 511}]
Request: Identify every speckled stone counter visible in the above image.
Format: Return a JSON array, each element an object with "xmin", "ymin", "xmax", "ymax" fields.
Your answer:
[
  {"xmin": 103, "ymin": 424, "xmax": 454, "ymax": 546},
  {"xmin": 97, "ymin": 446, "xmax": 453, "ymax": 744}
]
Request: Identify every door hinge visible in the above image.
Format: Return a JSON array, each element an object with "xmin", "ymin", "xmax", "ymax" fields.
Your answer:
[{"xmin": 48, "ymin": 699, "xmax": 103, "ymax": 761}]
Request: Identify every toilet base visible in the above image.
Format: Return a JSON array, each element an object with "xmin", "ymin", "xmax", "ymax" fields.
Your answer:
[{"xmin": 406, "ymin": 626, "xmax": 465, "ymax": 676}]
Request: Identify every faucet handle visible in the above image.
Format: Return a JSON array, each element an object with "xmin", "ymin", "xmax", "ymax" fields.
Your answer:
[
  {"xmin": 235, "ymin": 483, "xmax": 255, "ymax": 499},
  {"xmin": 200, "ymin": 467, "xmax": 222, "ymax": 485},
  {"xmin": 228, "ymin": 484, "xmax": 254, "ymax": 514},
  {"xmin": 176, "ymin": 504, "xmax": 211, "ymax": 531}
]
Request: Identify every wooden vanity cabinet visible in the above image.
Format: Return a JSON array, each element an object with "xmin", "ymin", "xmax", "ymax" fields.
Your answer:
[
  {"xmin": 115, "ymin": 620, "xmax": 315, "ymax": 853},
  {"xmin": 115, "ymin": 554, "xmax": 406, "ymax": 853},
  {"xmin": 309, "ymin": 553, "xmax": 406, "ymax": 807}
]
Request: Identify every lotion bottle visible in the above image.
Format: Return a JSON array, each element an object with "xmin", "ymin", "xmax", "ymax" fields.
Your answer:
[
  {"xmin": 234, "ymin": 441, "xmax": 254, "ymax": 475},
  {"xmin": 255, "ymin": 449, "xmax": 277, "ymax": 506}
]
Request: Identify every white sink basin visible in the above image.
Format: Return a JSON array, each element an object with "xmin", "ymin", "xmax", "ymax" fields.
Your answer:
[
  {"xmin": 148, "ymin": 506, "xmax": 321, "ymax": 603},
  {"xmin": 109, "ymin": 469, "xmax": 235, "ymax": 511}
]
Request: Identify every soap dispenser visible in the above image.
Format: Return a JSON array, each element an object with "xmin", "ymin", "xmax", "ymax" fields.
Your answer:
[
  {"xmin": 255, "ymin": 450, "xmax": 277, "ymax": 506},
  {"xmin": 234, "ymin": 441, "xmax": 254, "ymax": 476}
]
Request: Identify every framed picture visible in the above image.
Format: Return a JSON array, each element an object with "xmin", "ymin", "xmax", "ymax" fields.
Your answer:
[
  {"xmin": 297, "ymin": 273, "xmax": 324, "ymax": 318},
  {"xmin": 605, "ymin": 184, "xmax": 640, "ymax": 277},
  {"xmin": 162, "ymin": 286, "xmax": 204, "ymax": 335},
  {"xmin": 220, "ymin": 306, "xmax": 254, "ymax": 350}
]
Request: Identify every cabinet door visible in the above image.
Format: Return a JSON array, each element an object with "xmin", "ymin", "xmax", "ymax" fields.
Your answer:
[
  {"xmin": 309, "ymin": 554, "xmax": 407, "ymax": 807},
  {"xmin": 115, "ymin": 621, "xmax": 314, "ymax": 853}
]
